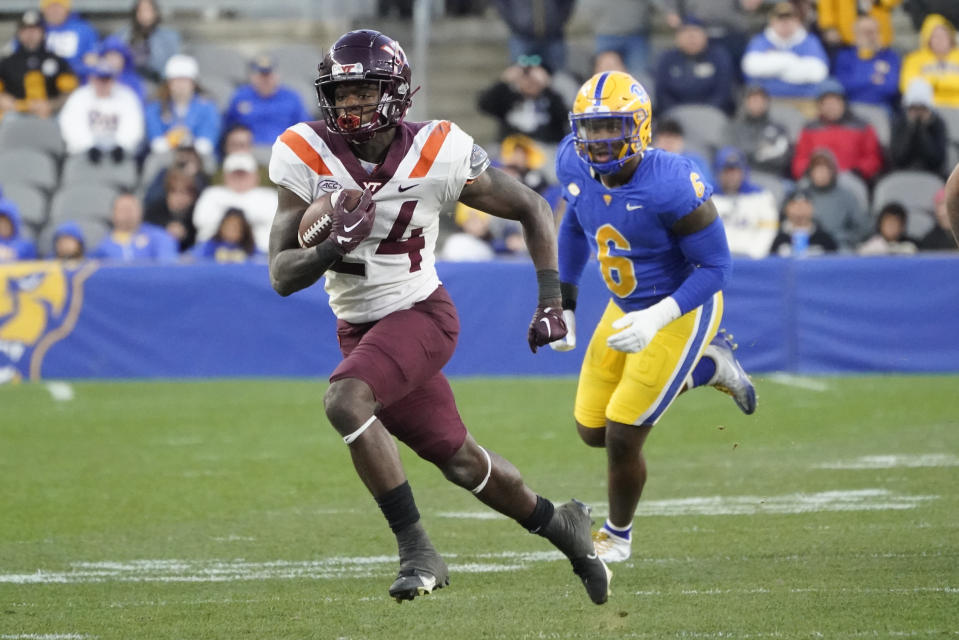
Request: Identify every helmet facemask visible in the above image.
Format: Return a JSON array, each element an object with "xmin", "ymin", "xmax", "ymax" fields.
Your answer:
[
  {"xmin": 316, "ymin": 76, "xmax": 411, "ymax": 143},
  {"xmin": 570, "ymin": 111, "xmax": 646, "ymax": 175}
]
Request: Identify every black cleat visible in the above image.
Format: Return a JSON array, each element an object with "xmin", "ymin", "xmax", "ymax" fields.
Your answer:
[
  {"xmin": 389, "ymin": 524, "xmax": 449, "ymax": 603},
  {"xmin": 543, "ymin": 499, "xmax": 612, "ymax": 605},
  {"xmin": 388, "ymin": 564, "xmax": 449, "ymax": 602}
]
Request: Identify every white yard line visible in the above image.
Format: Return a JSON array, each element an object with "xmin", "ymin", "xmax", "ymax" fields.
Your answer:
[
  {"xmin": 765, "ymin": 373, "xmax": 831, "ymax": 392},
  {"xmin": 44, "ymin": 382, "xmax": 74, "ymax": 402},
  {"xmin": 441, "ymin": 489, "xmax": 937, "ymax": 518},
  {"xmin": 817, "ymin": 454, "xmax": 959, "ymax": 469}
]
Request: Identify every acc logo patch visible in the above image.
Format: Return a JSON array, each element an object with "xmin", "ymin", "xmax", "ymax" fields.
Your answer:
[
  {"xmin": 0, "ymin": 261, "xmax": 96, "ymax": 383},
  {"xmin": 318, "ymin": 179, "xmax": 342, "ymax": 193}
]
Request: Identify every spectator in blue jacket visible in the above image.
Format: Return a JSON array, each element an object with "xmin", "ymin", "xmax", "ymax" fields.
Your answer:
[
  {"xmin": 652, "ymin": 118, "xmax": 715, "ymax": 187},
  {"xmin": 0, "ymin": 195, "xmax": 37, "ymax": 262},
  {"xmin": 655, "ymin": 16, "xmax": 736, "ymax": 115},
  {"xmin": 741, "ymin": 1, "xmax": 828, "ymax": 116},
  {"xmin": 832, "ymin": 15, "xmax": 901, "ymax": 112},
  {"xmin": 223, "ymin": 55, "xmax": 311, "ymax": 147},
  {"xmin": 40, "ymin": 0, "xmax": 99, "ymax": 76},
  {"xmin": 189, "ymin": 207, "xmax": 262, "ymax": 263},
  {"xmin": 146, "ymin": 54, "xmax": 220, "ymax": 157},
  {"xmin": 51, "ymin": 221, "xmax": 86, "ymax": 260},
  {"xmin": 112, "ymin": 0, "xmax": 181, "ymax": 83},
  {"xmin": 91, "ymin": 192, "xmax": 178, "ymax": 262},
  {"xmin": 95, "ymin": 35, "xmax": 146, "ymax": 104}
]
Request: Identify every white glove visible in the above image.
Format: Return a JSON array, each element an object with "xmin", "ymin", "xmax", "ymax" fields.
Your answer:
[
  {"xmin": 606, "ymin": 297, "xmax": 681, "ymax": 354},
  {"xmin": 549, "ymin": 309, "xmax": 577, "ymax": 351}
]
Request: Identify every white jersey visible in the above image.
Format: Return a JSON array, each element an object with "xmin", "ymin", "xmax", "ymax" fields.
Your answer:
[{"xmin": 269, "ymin": 119, "xmax": 475, "ymax": 323}]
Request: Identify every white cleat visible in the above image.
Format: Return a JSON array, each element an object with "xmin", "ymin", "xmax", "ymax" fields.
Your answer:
[
  {"xmin": 704, "ymin": 329, "xmax": 757, "ymax": 415},
  {"xmin": 592, "ymin": 528, "xmax": 632, "ymax": 563}
]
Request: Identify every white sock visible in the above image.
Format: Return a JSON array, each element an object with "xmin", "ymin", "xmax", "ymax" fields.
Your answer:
[{"xmin": 603, "ymin": 519, "xmax": 632, "ymax": 540}]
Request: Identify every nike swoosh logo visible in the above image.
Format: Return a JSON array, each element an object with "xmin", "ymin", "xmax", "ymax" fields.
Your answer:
[
  {"xmin": 626, "ymin": 203, "xmax": 643, "ymax": 210},
  {"xmin": 335, "ymin": 235, "xmax": 349, "ymax": 244},
  {"xmin": 398, "ymin": 184, "xmax": 419, "ymax": 192},
  {"xmin": 343, "ymin": 219, "xmax": 363, "ymax": 232},
  {"xmin": 587, "ymin": 552, "xmax": 598, "ymax": 559},
  {"xmin": 539, "ymin": 317, "xmax": 551, "ymax": 339}
]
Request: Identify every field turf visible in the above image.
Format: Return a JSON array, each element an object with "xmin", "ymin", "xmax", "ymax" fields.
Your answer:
[{"xmin": 1, "ymin": 375, "xmax": 957, "ymax": 639}]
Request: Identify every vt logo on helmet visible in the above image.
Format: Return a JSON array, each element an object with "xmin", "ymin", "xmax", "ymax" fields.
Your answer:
[
  {"xmin": 569, "ymin": 71, "xmax": 652, "ymax": 175},
  {"xmin": 315, "ymin": 29, "xmax": 417, "ymax": 142}
]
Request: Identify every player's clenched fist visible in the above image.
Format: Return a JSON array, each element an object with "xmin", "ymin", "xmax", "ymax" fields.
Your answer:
[
  {"xmin": 330, "ymin": 187, "xmax": 376, "ymax": 255},
  {"xmin": 527, "ymin": 304, "xmax": 568, "ymax": 353}
]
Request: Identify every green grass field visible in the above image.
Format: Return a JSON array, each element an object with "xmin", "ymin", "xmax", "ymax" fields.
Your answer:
[{"xmin": 2, "ymin": 375, "xmax": 958, "ymax": 639}]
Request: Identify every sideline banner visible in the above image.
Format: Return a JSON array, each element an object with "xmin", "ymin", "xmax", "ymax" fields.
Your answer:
[{"xmin": 2, "ymin": 256, "xmax": 958, "ymax": 381}]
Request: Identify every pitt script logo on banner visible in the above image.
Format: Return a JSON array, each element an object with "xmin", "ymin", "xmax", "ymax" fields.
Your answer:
[{"xmin": 0, "ymin": 261, "xmax": 96, "ymax": 383}]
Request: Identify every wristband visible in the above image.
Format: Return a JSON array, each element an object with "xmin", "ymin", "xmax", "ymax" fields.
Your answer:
[
  {"xmin": 536, "ymin": 268, "xmax": 561, "ymax": 303},
  {"xmin": 560, "ymin": 282, "xmax": 578, "ymax": 312}
]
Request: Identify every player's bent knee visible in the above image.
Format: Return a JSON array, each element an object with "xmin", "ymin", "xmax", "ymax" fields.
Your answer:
[
  {"xmin": 440, "ymin": 441, "xmax": 495, "ymax": 490},
  {"xmin": 324, "ymin": 379, "xmax": 376, "ymax": 436},
  {"xmin": 577, "ymin": 422, "xmax": 606, "ymax": 448}
]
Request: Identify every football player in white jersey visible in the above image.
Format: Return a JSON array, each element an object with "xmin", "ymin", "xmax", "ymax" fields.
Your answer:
[{"xmin": 267, "ymin": 30, "xmax": 610, "ymax": 605}]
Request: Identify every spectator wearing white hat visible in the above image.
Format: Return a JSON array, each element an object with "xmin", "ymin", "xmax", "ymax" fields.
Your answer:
[
  {"xmin": 890, "ymin": 78, "xmax": 948, "ymax": 176},
  {"xmin": 145, "ymin": 53, "xmax": 220, "ymax": 156},
  {"xmin": 191, "ymin": 151, "xmax": 276, "ymax": 252},
  {"xmin": 59, "ymin": 60, "xmax": 144, "ymax": 160}
]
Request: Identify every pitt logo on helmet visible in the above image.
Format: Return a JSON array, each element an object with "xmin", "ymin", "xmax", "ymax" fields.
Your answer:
[{"xmin": 570, "ymin": 71, "xmax": 652, "ymax": 175}]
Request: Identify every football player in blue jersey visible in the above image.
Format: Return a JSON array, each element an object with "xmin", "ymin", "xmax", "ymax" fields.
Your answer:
[{"xmin": 549, "ymin": 71, "xmax": 757, "ymax": 563}]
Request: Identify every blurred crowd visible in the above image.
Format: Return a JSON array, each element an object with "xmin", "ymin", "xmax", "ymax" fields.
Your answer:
[{"xmin": 0, "ymin": 0, "xmax": 957, "ymax": 266}]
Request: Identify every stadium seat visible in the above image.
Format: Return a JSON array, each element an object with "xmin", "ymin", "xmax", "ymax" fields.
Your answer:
[
  {"xmin": 0, "ymin": 149, "xmax": 58, "ymax": 194},
  {"xmin": 0, "ymin": 117, "xmax": 65, "ymax": 159},
  {"xmin": 186, "ymin": 43, "xmax": 248, "ymax": 84},
  {"xmin": 849, "ymin": 102, "xmax": 891, "ymax": 149},
  {"xmin": 37, "ymin": 218, "xmax": 110, "ymax": 258},
  {"xmin": 267, "ymin": 43, "xmax": 324, "ymax": 86},
  {"xmin": 2, "ymin": 182, "xmax": 48, "ymax": 233},
  {"xmin": 872, "ymin": 170, "xmax": 945, "ymax": 239},
  {"xmin": 663, "ymin": 104, "xmax": 730, "ymax": 155},
  {"xmin": 49, "ymin": 183, "xmax": 120, "ymax": 226},
  {"xmin": 837, "ymin": 170, "xmax": 870, "ymax": 215},
  {"xmin": 201, "ymin": 74, "xmax": 237, "ymax": 112},
  {"xmin": 60, "ymin": 154, "xmax": 139, "ymax": 190},
  {"xmin": 749, "ymin": 170, "xmax": 790, "ymax": 209},
  {"xmin": 768, "ymin": 101, "xmax": 807, "ymax": 140},
  {"xmin": 938, "ymin": 106, "xmax": 959, "ymax": 143},
  {"xmin": 139, "ymin": 151, "xmax": 173, "ymax": 192}
]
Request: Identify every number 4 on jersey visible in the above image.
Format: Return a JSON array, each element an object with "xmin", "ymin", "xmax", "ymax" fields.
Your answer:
[{"xmin": 375, "ymin": 200, "xmax": 425, "ymax": 272}]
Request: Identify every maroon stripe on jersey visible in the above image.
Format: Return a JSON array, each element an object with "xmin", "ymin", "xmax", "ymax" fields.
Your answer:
[{"xmin": 308, "ymin": 120, "xmax": 430, "ymax": 189}]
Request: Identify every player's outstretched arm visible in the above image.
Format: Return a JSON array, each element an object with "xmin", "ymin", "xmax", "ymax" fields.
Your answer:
[
  {"xmin": 946, "ymin": 163, "xmax": 959, "ymax": 248},
  {"xmin": 458, "ymin": 166, "xmax": 567, "ymax": 352},
  {"xmin": 268, "ymin": 186, "xmax": 341, "ymax": 296}
]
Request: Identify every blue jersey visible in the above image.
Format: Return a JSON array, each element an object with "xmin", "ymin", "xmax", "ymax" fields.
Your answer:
[{"xmin": 556, "ymin": 135, "xmax": 714, "ymax": 312}]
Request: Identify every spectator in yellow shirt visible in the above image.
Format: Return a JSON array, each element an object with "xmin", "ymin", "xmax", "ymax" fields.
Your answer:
[
  {"xmin": 900, "ymin": 14, "xmax": 959, "ymax": 108},
  {"xmin": 818, "ymin": 0, "xmax": 902, "ymax": 50}
]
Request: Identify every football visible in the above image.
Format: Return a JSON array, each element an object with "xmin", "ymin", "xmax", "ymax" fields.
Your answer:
[{"xmin": 297, "ymin": 189, "xmax": 364, "ymax": 248}]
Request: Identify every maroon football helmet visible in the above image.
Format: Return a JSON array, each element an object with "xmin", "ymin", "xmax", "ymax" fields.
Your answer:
[{"xmin": 316, "ymin": 30, "xmax": 414, "ymax": 141}]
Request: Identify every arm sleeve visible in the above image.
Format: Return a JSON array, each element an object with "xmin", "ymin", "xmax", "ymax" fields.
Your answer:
[
  {"xmin": 671, "ymin": 216, "xmax": 732, "ymax": 314},
  {"xmin": 557, "ymin": 205, "xmax": 591, "ymax": 287}
]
